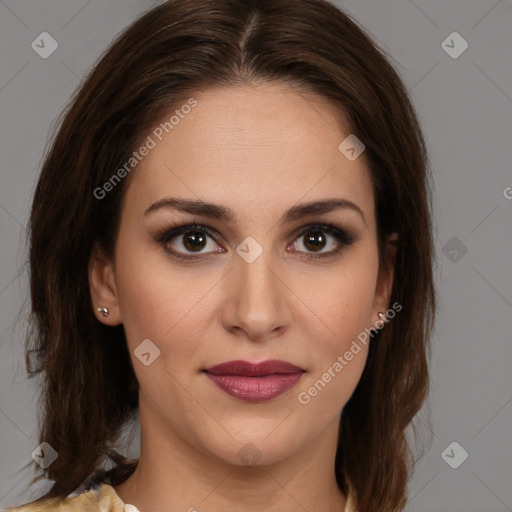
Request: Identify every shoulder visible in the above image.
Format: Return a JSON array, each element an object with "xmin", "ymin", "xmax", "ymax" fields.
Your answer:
[
  {"xmin": 344, "ymin": 485, "xmax": 358, "ymax": 512},
  {"xmin": 4, "ymin": 484, "xmax": 129, "ymax": 512}
]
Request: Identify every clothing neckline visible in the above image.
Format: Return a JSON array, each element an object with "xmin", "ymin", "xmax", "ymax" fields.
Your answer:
[
  {"xmin": 100, "ymin": 482, "xmax": 356, "ymax": 512},
  {"xmin": 79, "ymin": 483, "xmax": 141, "ymax": 512}
]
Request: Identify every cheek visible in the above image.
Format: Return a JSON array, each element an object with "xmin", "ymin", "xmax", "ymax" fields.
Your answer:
[
  {"xmin": 302, "ymin": 246, "xmax": 379, "ymax": 346},
  {"xmin": 113, "ymin": 231, "xmax": 220, "ymax": 368},
  {"xmin": 293, "ymin": 248, "xmax": 378, "ymax": 410}
]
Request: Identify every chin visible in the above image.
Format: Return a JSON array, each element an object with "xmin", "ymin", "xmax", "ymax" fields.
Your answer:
[{"xmin": 198, "ymin": 427, "xmax": 304, "ymax": 468}]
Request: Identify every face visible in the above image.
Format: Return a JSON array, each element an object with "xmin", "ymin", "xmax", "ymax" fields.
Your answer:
[{"xmin": 89, "ymin": 81, "xmax": 395, "ymax": 467}]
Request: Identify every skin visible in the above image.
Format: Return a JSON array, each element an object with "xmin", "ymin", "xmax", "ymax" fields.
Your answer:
[{"xmin": 89, "ymin": 81, "xmax": 397, "ymax": 512}]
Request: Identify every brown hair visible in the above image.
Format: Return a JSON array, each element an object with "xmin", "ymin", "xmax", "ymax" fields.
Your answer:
[{"xmin": 16, "ymin": 0, "xmax": 436, "ymax": 511}]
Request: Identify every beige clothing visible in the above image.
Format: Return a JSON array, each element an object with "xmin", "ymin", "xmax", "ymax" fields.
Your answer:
[{"xmin": 6, "ymin": 482, "xmax": 356, "ymax": 511}]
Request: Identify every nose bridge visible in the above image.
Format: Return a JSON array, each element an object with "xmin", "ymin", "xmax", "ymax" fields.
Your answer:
[
  {"xmin": 239, "ymin": 248, "xmax": 277, "ymax": 301},
  {"xmin": 223, "ymin": 240, "xmax": 289, "ymax": 338}
]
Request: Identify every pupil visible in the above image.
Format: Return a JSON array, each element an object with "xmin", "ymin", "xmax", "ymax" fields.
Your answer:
[
  {"xmin": 180, "ymin": 230, "xmax": 327, "ymax": 254},
  {"xmin": 304, "ymin": 231, "xmax": 326, "ymax": 252},
  {"xmin": 184, "ymin": 231, "xmax": 206, "ymax": 251}
]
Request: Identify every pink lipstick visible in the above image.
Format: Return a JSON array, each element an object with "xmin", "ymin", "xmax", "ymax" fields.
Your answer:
[{"xmin": 203, "ymin": 359, "xmax": 305, "ymax": 402}]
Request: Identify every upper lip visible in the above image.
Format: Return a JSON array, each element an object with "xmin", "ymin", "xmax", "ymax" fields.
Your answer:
[{"xmin": 203, "ymin": 359, "xmax": 305, "ymax": 376}]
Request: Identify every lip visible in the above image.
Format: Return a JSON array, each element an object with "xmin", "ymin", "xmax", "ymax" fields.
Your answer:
[
  {"xmin": 204, "ymin": 359, "xmax": 305, "ymax": 376},
  {"xmin": 203, "ymin": 359, "xmax": 305, "ymax": 402}
]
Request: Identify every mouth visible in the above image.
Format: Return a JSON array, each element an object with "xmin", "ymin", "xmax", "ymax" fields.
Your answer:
[{"xmin": 202, "ymin": 359, "xmax": 305, "ymax": 402}]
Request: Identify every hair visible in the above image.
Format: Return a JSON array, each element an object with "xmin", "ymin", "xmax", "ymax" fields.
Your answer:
[{"xmin": 15, "ymin": 0, "xmax": 437, "ymax": 511}]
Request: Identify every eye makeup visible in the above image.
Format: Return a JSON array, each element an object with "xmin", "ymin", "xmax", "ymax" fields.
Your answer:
[{"xmin": 152, "ymin": 218, "xmax": 358, "ymax": 262}]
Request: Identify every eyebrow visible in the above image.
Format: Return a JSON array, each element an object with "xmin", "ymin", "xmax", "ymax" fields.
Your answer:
[{"xmin": 144, "ymin": 197, "xmax": 365, "ymax": 225}]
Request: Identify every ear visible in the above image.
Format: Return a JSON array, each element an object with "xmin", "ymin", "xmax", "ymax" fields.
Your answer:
[
  {"xmin": 371, "ymin": 232, "xmax": 399, "ymax": 325},
  {"xmin": 88, "ymin": 242, "xmax": 122, "ymax": 325}
]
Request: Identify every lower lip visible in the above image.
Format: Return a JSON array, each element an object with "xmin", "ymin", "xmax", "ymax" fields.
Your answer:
[{"xmin": 204, "ymin": 372, "xmax": 304, "ymax": 402}]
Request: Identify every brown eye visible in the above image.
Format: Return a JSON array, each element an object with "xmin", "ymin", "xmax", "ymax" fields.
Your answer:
[
  {"xmin": 180, "ymin": 230, "xmax": 208, "ymax": 252},
  {"xmin": 302, "ymin": 231, "xmax": 328, "ymax": 252},
  {"xmin": 156, "ymin": 221, "xmax": 356, "ymax": 262},
  {"xmin": 156, "ymin": 223, "xmax": 222, "ymax": 261},
  {"xmin": 291, "ymin": 223, "xmax": 357, "ymax": 259}
]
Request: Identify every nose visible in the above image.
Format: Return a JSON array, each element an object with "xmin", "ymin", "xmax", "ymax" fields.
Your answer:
[{"xmin": 220, "ymin": 246, "xmax": 291, "ymax": 342}]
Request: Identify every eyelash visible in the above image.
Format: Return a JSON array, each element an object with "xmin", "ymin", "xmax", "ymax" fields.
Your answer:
[{"xmin": 155, "ymin": 220, "xmax": 357, "ymax": 262}]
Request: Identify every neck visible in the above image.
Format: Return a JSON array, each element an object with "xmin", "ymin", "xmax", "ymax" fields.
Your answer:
[{"xmin": 114, "ymin": 403, "xmax": 347, "ymax": 512}]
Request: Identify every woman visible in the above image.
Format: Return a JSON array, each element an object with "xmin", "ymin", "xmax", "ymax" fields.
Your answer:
[{"xmin": 7, "ymin": 0, "xmax": 436, "ymax": 510}]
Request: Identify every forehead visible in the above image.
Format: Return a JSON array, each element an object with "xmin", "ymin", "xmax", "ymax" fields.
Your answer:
[{"xmin": 123, "ymin": 82, "xmax": 375, "ymax": 224}]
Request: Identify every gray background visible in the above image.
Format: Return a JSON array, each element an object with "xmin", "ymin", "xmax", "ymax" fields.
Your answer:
[{"xmin": 1, "ymin": 1, "xmax": 511, "ymax": 511}]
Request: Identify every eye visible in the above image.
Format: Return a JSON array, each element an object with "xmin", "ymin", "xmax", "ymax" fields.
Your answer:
[
  {"xmin": 156, "ymin": 222, "xmax": 222, "ymax": 261},
  {"xmin": 289, "ymin": 222, "xmax": 357, "ymax": 259},
  {"xmin": 155, "ymin": 221, "xmax": 357, "ymax": 261}
]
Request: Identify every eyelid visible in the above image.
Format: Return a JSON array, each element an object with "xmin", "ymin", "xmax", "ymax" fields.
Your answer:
[
  {"xmin": 154, "ymin": 220, "xmax": 357, "ymax": 260},
  {"xmin": 292, "ymin": 222, "xmax": 355, "ymax": 244},
  {"xmin": 155, "ymin": 221, "xmax": 220, "ymax": 245}
]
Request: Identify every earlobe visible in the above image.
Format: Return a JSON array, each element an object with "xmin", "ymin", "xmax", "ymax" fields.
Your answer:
[{"xmin": 88, "ymin": 244, "xmax": 122, "ymax": 325}]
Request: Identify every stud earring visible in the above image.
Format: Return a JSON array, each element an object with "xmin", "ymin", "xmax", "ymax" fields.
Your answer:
[
  {"xmin": 97, "ymin": 307, "xmax": 109, "ymax": 317},
  {"xmin": 378, "ymin": 312, "xmax": 386, "ymax": 321}
]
